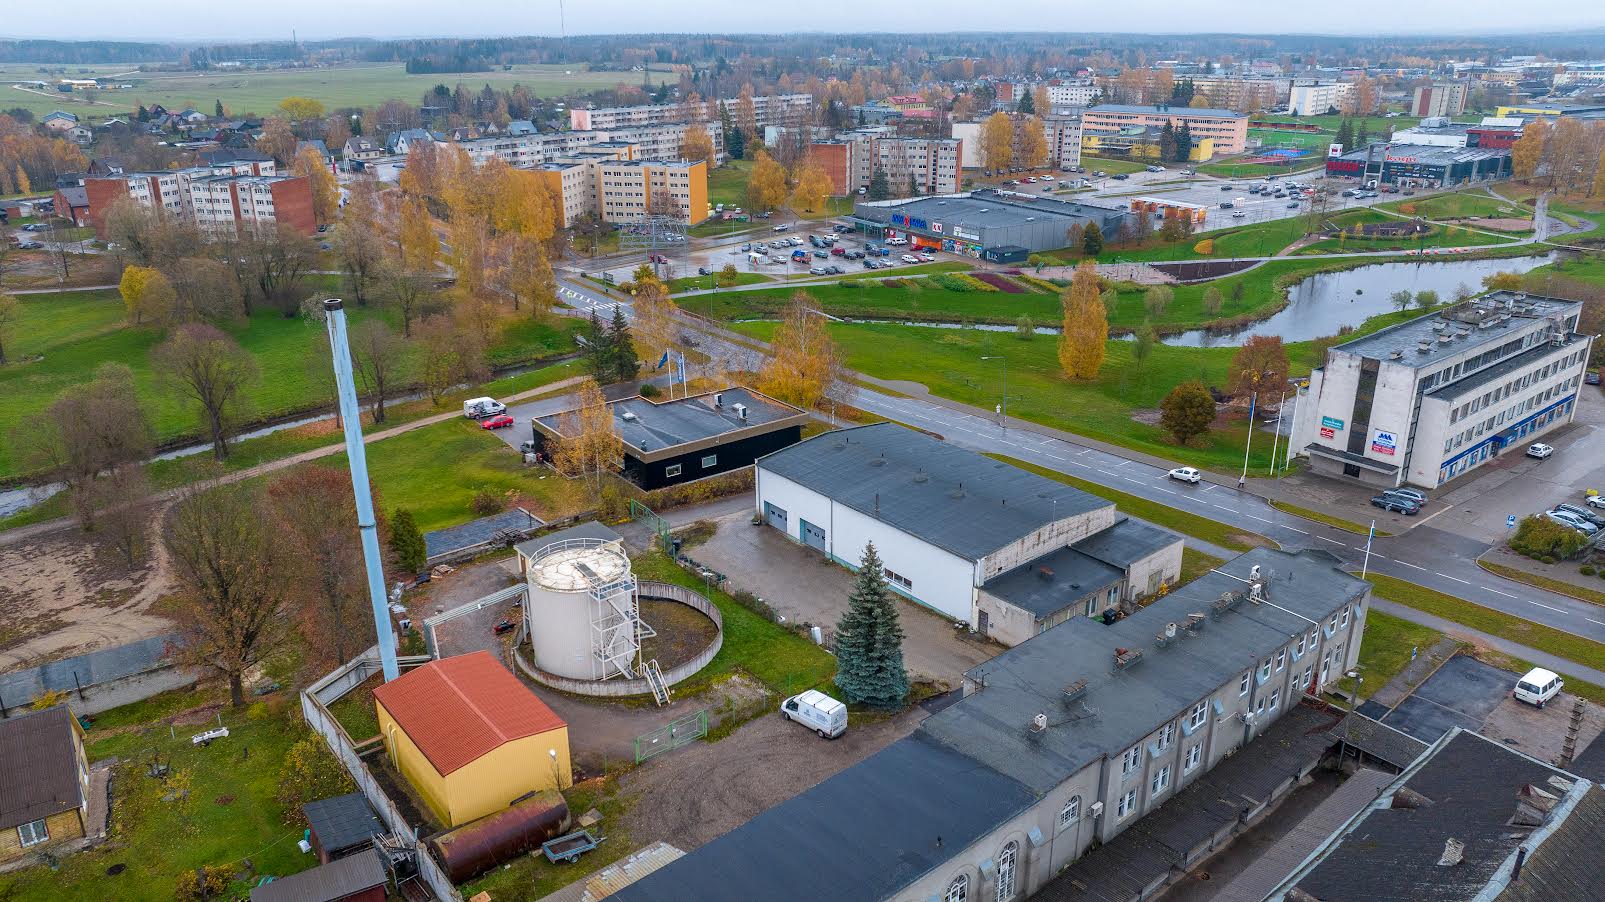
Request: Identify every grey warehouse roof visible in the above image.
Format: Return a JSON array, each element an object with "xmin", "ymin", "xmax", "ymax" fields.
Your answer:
[
  {"xmin": 983, "ymin": 546, "xmax": 1123, "ymax": 618},
  {"xmin": 1335, "ymin": 141, "xmax": 1510, "ymax": 166},
  {"xmin": 757, "ymin": 422, "xmax": 1111, "ymax": 561},
  {"xmin": 855, "ymin": 189, "xmax": 1125, "ymax": 232},
  {"xmin": 536, "ymin": 388, "xmax": 804, "ymax": 456},
  {"xmin": 1332, "ymin": 291, "xmax": 1581, "ymax": 369},
  {"xmin": 1072, "ymin": 517, "xmax": 1180, "ymax": 568}
]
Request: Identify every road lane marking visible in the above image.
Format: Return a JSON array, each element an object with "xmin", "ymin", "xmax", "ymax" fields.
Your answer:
[
  {"xmin": 1393, "ymin": 561, "xmax": 1428, "ymax": 571},
  {"xmin": 1481, "ymin": 587, "xmax": 1518, "ymax": 599},
  {"xmin": 1588, "ymin": 618, "xmax": 1605, "ymax": 627},
  {"xmin": 1528, "ymin": 601, "xmax": 1567, "ymax": 613},
  {"xmin": 1435, "ymin": 573, "xmax": 1471, "ymax": 585},
  {"xmin": 1278, "ymin": 526, "xmax": 1308, "ymax": 535},
  {"xmin": 1316, "ymin": 535, "xmax": 1345, "ymax": 545}
]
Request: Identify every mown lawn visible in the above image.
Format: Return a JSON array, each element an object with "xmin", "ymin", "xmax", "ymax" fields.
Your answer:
[
  {"xmin": 1089, "ymin": 215, "xmax": 1314, "ymax": 263},
  {"xmin": 1081, "ymin": 156, "xmax": 1151, "ymax": 175},
  {"xmin": 707, "ymin": 159, "xmax": 753, "ymax": 209},
  {"xmin": 5, "ymin": 689, "xmax": 321, "ymax": 902},
  {"xmin": 1377, "ymin": 191, "xmax": 1527, "ymax": 222},
  {"xmin": 1353, "ymin": 610, "xmax": 1450, "ymax": 699},
  {"xmin": 667, "ymin": 271, "xmax": 771, "ymax": 292},
  {"xmin": 1294, "ymin": 208, "xmax": 1517, "ymax": 255},
  {"xmin": 0, "ymin": 285, "xmax": 582, "ymax": 479}
]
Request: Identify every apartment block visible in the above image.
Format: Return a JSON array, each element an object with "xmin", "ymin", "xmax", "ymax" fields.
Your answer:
[
  {"xmin": 810, "ymin": 131, "xmax": 962, "ymax": 196},
  {"xmin": 1081, "ymin": 104, "xmax": 1248, "ymax": 156},
  {"xmin": 1412, "ymin": 82, "xmax": 1470, "ymax": 118},
  {"xmin": 1288, "ymin": 81, "xmax": 1355, "ymax": 115},
  {"xmin": 597, "ymin": 158, "xmax": 708, "ymax": 225},
  {"xmin": 1185, "ymin": 75, "xmax": 1292, "ymax": 113},
  {"xmin": 1047, "ymin": 82, "xmax": 1098, "ymax": 108},
  {"xmin": 531, "ymin": 144, "xmax": 639, "ymax": 228},
  {"xmin": 84, "ymin": 163, "xmax": 313, "ymax": 238},
  {"xmin": 570, "ymin": 93, "xmax": 812, "ymax": 131},
  {"xmin": 1291, "ymin": 291, "xmax": 1594, "ymax": 489}
]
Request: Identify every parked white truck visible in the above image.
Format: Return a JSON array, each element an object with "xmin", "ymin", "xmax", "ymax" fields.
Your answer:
[
  {"xmin": 780, "ymin": 690, "xmax": 847, "ymax": 739},
  {"xmin": 463, "ymin": 397, "xmax": 506, "ymax": 419}
]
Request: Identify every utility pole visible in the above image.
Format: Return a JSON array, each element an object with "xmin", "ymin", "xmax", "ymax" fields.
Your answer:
[
  {"xmin": 324, "ymin": 298, "xmax": 399, "ymax": 682},
  {"xmin": 982, "ymin": 355, "xmax": 1008, "ymax": 427}
]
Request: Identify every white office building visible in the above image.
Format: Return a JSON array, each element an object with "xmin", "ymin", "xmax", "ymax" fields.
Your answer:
[
  {"xmin": 1288, "ymin": 81, "xmax": 1355, "ymax": 116},
  {"xmin": 1291, "ymin": 291, "xmax": 1594, "ymax": 489}
]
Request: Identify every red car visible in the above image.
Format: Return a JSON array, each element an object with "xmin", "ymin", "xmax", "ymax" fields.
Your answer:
[{"xmin": 480, "ymin": 414, "xmax": 515, "ymax": 430}]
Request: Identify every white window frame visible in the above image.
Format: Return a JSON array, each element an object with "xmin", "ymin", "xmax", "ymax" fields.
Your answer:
[
  {"xmin": 1187, "ymin": 701, "xmax": 1207, "ymax": 730},
  {"xmin": 664, "ymin": 463, "xmax": 682, "ymax": 477},
  {"xmin": 16, "ymin": 819, "xmax": 47, "ymax": 848},
  {"xmin": 1184, "ymin": 742, "xmax": 1202, "ymax": 773},
  {"xmin": 1276, "ymin": 649, "xmax": 1286, "ymax": 672},
  {"xmin": 1058, "ymin": 796, "xmax": 1081, "ymax": 830},
  {"xmin": 996, "ymin": 841, "xmax": 1018, "ymax": 901},
  {"xmin": 1157, "ymin": 722, "xmax": 1175, "ymax": 750},
  {"xmin": 1151, "ymin": 764, "xmax": 1171, "ymax": 795},
  {"xmin": 701, "ymin": 454, "xmax": 718, "ymax": 468},
  {"xmin": 1121, "ymin": 745, "xmax": 1141, "ymax": 777},
  {"xmin": 1270, "ymin": 689, "xmax": 1280, "ymax": 711},
  {"xmin": 946, "ymin": 874, "xmax": 969, "ymax": 902},
  {"xmin": 1239, "ymin": 672, "xmax": 1250, "ymax": 696},
  {"xmin": 1117, "ymin": 789, "xmax": 1139, "ymax": 820}
]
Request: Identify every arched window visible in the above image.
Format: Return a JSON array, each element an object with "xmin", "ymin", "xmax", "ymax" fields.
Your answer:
[
  {"xmin": 945, "ymin": 874, "xmax": 969, "ymax": 902},
  {"xmin": 1058, "ymin": 796, "xmax": 1080, "ymax": 830},
  {"xmin": 996, "ymin": 841, "xmax": 1018, "ymax": 901}
]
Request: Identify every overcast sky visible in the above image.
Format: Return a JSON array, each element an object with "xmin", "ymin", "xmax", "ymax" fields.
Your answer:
[{"xmin": 9, "ymin": 0, "xmax": 1603, "ymax": 42}]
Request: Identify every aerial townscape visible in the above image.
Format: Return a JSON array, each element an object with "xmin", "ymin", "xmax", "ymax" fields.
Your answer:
[{"xmin": 5, "ymin": 5, "xmax": 1605, "ymax": 901}]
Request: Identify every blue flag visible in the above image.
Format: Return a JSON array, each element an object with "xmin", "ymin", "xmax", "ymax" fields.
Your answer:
[{"xmin": 656, "ymin": 351, "xmax": 669, "ymax": 370}]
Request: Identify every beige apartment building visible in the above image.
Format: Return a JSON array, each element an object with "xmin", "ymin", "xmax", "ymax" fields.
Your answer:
[{"xmin": 1081, "ymin": 103, "xmax": 1249, "ymax": 156}]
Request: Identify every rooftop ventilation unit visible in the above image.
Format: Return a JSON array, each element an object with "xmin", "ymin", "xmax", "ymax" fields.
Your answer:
[
  {"xmin": 714, "ymin": 393, "xmax": 723, "ymax": 407},
  {"xmin": 733, "ymin": 403, "xmax": 748, "ymax": 420},
  {"xmin": 1155, "ymin": 622, "xmax": 1178, "ymax": 649},
  {"xmin": 1113, "ymin": 647, "xmax": 1143, "ymax": 671},
  {"xmin": 1417, "ymin": 340, "xmax": 1432, "ymax": 353},
  {"xmin": 1028, "ymin": 712, "xmax": 1049, "ymax": 737},
  {"xmin": 1183, "ymin": 613, "xmax": 1206, "ymax": 634},
  {"xmin": 1390, "ymin": 350, "xmax": 1404, "ymax": 360},
  {"xmin": 1061, "ymin": 679, "xmax": 1088, "ymax": 705},
  {"xmin": 913, "ymin": 470, "xmax": 929, "ymax": 483}
]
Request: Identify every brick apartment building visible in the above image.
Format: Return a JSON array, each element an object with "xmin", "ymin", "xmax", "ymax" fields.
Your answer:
[
  {"xmin": 84, "ymin": 160, "xmax": 315, "ymax": 238},
  {"xmin": 809, "ymin": 131, "xmax": 962, "ymax": 196}
]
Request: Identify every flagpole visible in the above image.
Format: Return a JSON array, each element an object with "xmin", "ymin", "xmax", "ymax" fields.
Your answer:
[
  {"xmin": 1361, "ymin": 520, "xmax": 1375, "ymax": 578},
  {"xmin": 1268, "ymin": 390, "xmax": 1286, "ymax": 477}
]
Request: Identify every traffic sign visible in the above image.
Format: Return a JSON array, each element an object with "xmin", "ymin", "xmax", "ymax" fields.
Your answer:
[{"xmin": 1507, "ymin": 515, "xmax": 1517, "ymax": 529}]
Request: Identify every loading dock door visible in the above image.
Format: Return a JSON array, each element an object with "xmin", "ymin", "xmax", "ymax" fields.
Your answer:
[
  {"xmin": 801, "ymin": 520, "xmax": 827, "ymax": 552},
  {"xmin": 764, "ymin": 502, "xmax": 788, "ymax": 532}
]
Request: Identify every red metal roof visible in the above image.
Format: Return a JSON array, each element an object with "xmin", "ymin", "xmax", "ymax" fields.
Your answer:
[{"xmin": 372, "ymin": 651, "xmax": 566, "ymax": 776}]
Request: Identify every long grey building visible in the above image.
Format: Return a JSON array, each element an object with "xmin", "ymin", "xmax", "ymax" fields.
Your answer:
[
  {"xmin": 610, "ymin": 546, "xmax": 1371, "ymax": 902},
  {"xmin": 850, "ymin": 189, "xmax": 1128, "ymax": 258},
  {"xmin": 1290, "ymin": 291, "xmax": 1594, "ymax": 489}
]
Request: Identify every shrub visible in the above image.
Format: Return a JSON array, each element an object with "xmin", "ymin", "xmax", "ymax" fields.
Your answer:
[
  {"xmin": 1581, "ymin": 565, "xmax": 1597, "ymax": 576},
  {"xmin": 1015, "ymin": 274, "xmax": 1060, "ymax": 293},
  {"xmin": 470, "ymin": 488, "xmax": 506, "ymax": 516},
  {"xmin": 1510, "ymin": 515, "xmax": 1589, "ymax": 560},
  {"xmin": 638, "ymin": 382, "xmax": 662, "ymax": 398},
  {"xmin": 174, "ymin": 866, "xmax": 230, "ymax": 902},
  {"xmin": 1193, "ymin": 238, "xmax": 1215, "ymax": 254},
  {"xmin": 276, "ymin": 734, "xmax": 357, "ymax": 821},
  {"xmin": 1541, "ymin": 555, "xmax": 1557, "ymax": 565}
]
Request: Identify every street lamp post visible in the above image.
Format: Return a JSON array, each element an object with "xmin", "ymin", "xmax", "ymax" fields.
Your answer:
[
  {"xmin": 981, "ymin": 356, "xmax": 1008, "ymax": 427},
  {"xmin": 1239, "ymin": 390, "xmax": 1257, "ymax": 490}
]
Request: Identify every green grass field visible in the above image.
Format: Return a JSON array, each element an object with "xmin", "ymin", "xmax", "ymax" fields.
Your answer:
[
  {"xmin": 0, "ymin": 285, "xmax": 582, "ymax": 479},
  {"xmin": 1376, "ymin": 191, "xmax": 1527, "ymax": 222},
  {"xmin": 1247, "ymin": 128, "xmax": 1334, "ymax": 151},
  {"xmin": 667, "ymin": 271, "xmax": 771, "ymax": 292},
  {"xmin": 1353, "ymin": 610, "xmax": 1450, "ymax": 699},
  {"xmin": 1081, "ymin": 156, "xmax": 1151, "ymax": 175},
  {"xmin": 1095, "ymin": 216, "xmax": 1314, "ymax": 263},
  {"xmin": 0, "ymin": 62, "xmax": 641, "ymax": 120},
  {"xmin": 707, "ymin": 159, "xmax": 753, "ymax": 209},
  {"xmin": 1294, "ymin": 208, "xmax": 1517, "ymax": 255}
]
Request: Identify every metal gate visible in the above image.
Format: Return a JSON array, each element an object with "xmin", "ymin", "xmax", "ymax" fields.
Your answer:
[
  {"xmin": 763, "ymin": 502, "xmax": 788, "ymax": 531},
  {"xmin": 634, "ymin": 709, "xmax": 709, "ymax": 763},
  {"xmin": 629, "ymin": 499, "xmax": 672, "ymax": 550},
  {"xmin": 801, "ymin": 519, "xmax": 827, "ymax": 552}
]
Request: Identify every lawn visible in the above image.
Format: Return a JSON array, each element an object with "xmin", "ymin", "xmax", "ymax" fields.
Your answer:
[
  {"xmin": 0, "ymin": 62, "xmax": 641, "ymax": 121},
  {"xmin": 312, "ymin": 416, "xmax": 595, "ymax": 533},
  {"xmin": 1196, "ymin": 158, "xmax": 1323, "ymax": 179},
  {"xmin": 667, "ymin": 271, "xmax": 771, "ymax": 292},
  {"xmin": 0, "ymin": 285, "xmax": 582, "ymax": 478},
  {"xmin": 3, "ymin": 687, "xmax": 323, "ymax": 902},
  {"xmin": 1352, "ymin": 610, "xmax": 1450, "ymax": 699},
  {"xmin": 1293, "ymin": 208, "xmax": 1519, "ymax": 255},
  {"xmin": 990, "ymin": 455, "xmax": 1275, "ymax": 552},
  {"xmin": 1092, "ymin": 215, "xmax": 1314, "ymax": 263},
  {"xmin": 707, "ymin": 159, "xmax": 754, "ymax": 210},
  {"xmin": 1376, "ymin": 191, "xmax": 1527, "ymax": 222},
  {"xmin": 1081, "ymin": 156, "xmax": 1151, "ymax": 175}
]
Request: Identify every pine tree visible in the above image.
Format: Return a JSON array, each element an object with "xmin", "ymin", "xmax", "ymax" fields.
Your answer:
[
  {"xmin": 868, "ymin": 167, "xmax": 890, "ymax": 201},
  {"xmin": 389, "ymin": 509, "xmax": 427, "ymax": 573},
  {"xmin": 215, "ymin": 98, "xmax": 224, "ymax": 117},
  {"xmin": 833, "ymin": 542, "xmax": 909, "ymax": 708},
  {"xmin": 609, "ymin": 305, "xmax": 640, "ymax": 383},
  {"xmin": 1175, "ymin": 122, "xmax": 1193, "ymax": 162},
  {"xmin": 584, "ymin": 308, "xmax": 612, "ymax": 380},
  {"xmin": 1334, "ymin": 119, "xmax": 1354, "ymax": 151},
  {"xmin": 1158, "ymin": 121, "xmax": 1177, "ymax": 164},
  {"xmin": 1082, "ymin": 221, "xmax": 1104, "ymax": 256}
]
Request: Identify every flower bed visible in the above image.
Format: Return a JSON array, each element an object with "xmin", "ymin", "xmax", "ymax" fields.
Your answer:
[
  {"xmin": 971, "ymin": 272, "xmax": 1025, "ymax": 293},
  {"xmin": 1014, "ymin": 274, "xmax": 1061, "ymax": 294}
]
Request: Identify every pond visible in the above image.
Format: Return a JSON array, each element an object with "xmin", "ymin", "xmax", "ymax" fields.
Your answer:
[{"xmin": 1158, "ymin": 253, "xmax": 1557, "ymax": 347}]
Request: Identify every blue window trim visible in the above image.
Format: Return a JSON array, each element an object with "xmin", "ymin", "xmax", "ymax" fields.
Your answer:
[{"xmin": 1438, "ymin": 393, "xmax": 1575, "ymax": 471}]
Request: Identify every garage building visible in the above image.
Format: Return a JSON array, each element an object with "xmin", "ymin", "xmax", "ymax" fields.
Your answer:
[
  {"xmin": 754, "ymin": 423, "xmax": 1182, "ymax": 644},
  {"xmin": 532, "ymin": 387, "xmax": 807, "ymax": 490}
]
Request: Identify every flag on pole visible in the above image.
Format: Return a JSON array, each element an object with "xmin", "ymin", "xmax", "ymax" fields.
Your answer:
[{"xmin": 655, "ymin": 350, "xmax": 669, "ymax": 370}]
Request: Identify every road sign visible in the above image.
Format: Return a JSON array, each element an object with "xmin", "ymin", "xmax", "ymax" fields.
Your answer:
[{"xmin": 1507, "ymin": 515, "xmax": 1517, "ymax": 529}]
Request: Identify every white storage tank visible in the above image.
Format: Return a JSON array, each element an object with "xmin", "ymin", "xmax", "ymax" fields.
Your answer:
[{"xmin": 523, "ymin": 537, "xmax": 641, "ymax": 681}]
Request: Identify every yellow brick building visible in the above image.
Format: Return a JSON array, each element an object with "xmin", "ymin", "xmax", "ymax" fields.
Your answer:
[{"xmin": 373, "ymin": 651, "xmax": 573, "ymax": 828}]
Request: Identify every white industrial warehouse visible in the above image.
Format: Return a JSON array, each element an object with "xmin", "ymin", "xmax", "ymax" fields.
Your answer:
[{"xmin": 754, "ymin": 423, "xmax": 1183, "ymax": 645}]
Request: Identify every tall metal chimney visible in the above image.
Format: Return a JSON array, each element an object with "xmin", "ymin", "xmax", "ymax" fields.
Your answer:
[{"xmin": 323, "ymin": 298, "xmax": 399, "ymax": 682}]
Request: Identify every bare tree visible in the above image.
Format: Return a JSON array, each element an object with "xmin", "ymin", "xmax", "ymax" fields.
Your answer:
[
  {"xmin": 154, "ymin": 324, "xmax": 258, "ymax": 461},
  {"xmin": 15, "ymin": 363, "xmax": 153, "ymax": 531},
  {"xmin": 335, "ymin": 180, "xmax": 387, "ymax": 306},
  {"xmin": 90, "ymin": 465, "xmax": 153, "ymax": 568},
  {"xmin": 165, "ymin": 481, "xmax": 292, "ymax": 707},
  {"xmin": 167, "ymin": 257, "xmax": 243, "ymax": 323},
  {"xmin": 374, "ymin": 260, "xmax": 437, "ymax": 337},
  {"xmin": 415, "ymin": 314, "xmax": 488, "ymax": 404},
  {"xmin": 237, "ymin": 225, "xmax": 317, "ymax": 317},
  {"xmin": 266, "ymin": 468, "xmax": 379, "ymax": 667},
  {"xmin": 349, "ymin": 318, "xmax": 405, "ymax": 424}
]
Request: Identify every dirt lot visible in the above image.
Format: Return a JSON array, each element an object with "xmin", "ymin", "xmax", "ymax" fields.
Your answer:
[
  {"xmin": 620, "ymin": 702, "xmax": 928, "ymax": 852},
  {"xmin": 0, "ymin": 513, "xmax": 176, "ymax": 669}
]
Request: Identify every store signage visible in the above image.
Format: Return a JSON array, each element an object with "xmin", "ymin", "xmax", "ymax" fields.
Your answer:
[
  {"xmin": 955, "ymin": 227, "xmax": 980, "ymax": 240},
  {"xmin": 1321, "ymin": 416, "xmax": 1344, "ymax": 431},
  {"xmin": 1319, "ymin": 426, "xmax": 1336, "ymax": 439},
  {"xmin": 1371, "ymin": 430, "xmax": 1398, "ymax": 455},
  {"xmin": 1384, "ymin": 154, "xmax": 1418, "ymax": 164},
  {"xmin": 891, "ymin": 214, "xmax": 907, "ymax": 226},
  {"xmin": 1328, "ymin": 143, "xmax": 1343, "ymax": 157},
  {"xmin": 931, "ymin": 222, "xmax": 943, "ymax": 233},
  {"xmin": 908, "ymin": 217, "xmax": 929, "ymax": 230}
]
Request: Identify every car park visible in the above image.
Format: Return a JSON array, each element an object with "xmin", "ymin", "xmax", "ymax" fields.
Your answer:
[
  {"xmin": 1543, "ymin": 510, "xmax": 1598, "ymax": 534},
  {"xmin": 1527, "ymin": 443, "xmax": 1555, "ymax": 459},
  {"xmin": 1041, "ymin": 175, "xmax": 1054, "ymax": 181},
  {"xmin": 1513, "ymin": 668, "xmax": 1564, "ymax": 708},
  {"xmin": 831, "ymin": 247, "xmax": 846, "ymax": 256},
  {"xmin": 862, "ymin": 259, "xmax": 877, "ymax": 269},
  {"xmin": 917, "ymin": 253, "xmax": 934, "ymax": 262},
  {"xmin": 480, "ymin": 414, "xmax": 515, "ymax": 430},
  {"xmin": 1167, "ymin": 467, "xmax": 1201, "ymax": 484},
  {"xmin": 1553, "ymin": 503, "xmax": 1605, "ymax": 528},
  {"xmin": 1586, "ymin": 493, "xmax": 1605, "ymax": 510},
  {"xmin": 1371, "ymin": 494, "xmax": 1421, "ymax": 515}
]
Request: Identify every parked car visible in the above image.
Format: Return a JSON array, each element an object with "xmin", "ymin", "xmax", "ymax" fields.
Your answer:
[
  {"xmin": 1371, "ymin": 494, "xmax": 1421, "ymax": 515},
  {"xmin": 917, "ymin": 253, "xmax": 935, "ymax": 262},
  {"xmin": 1384, "ymin": 488, "xmax": 1429, "ymax": 507},
  {"xmin": 900, "ymin": 254, "xmax": 919, "ymax": 263},
  {"xmin": 1587, "ymin": 494, "xmax": 1605, "ymax": 510},
  {"xmin": 831, "ymin": 247, "xmax": 846, "ymax": 256},
  {"xmin": 862, "ymin": 259, "xmax": 878, "ymax": 269},
  {"xmin": 1527, "ymin": 443, "xmax": 1555, "ymax": 459},
  {"xmin": 809, "ymin": 266, "xmax": 827, "ymax": 275},
  {"xmin": 1219, "ymin": 202, "xmax": 1234, "ymax": 209},
  {"xmin": 1553, "ymin": 503, "xmax": 1605, "ymax": 528},
  {"xmin": 1586, "ymin": 370, "xmax": 1601, "ymax": 385},
  {"xmin": 1220, "ymin": 185, "xmax": 1234, "ymax": 192},
  {"xmin": 772, "ymin": 223, "xmax": 789, "ymax": 231},
  {"xmin": 780, "ymin": 690, "xmax": 847, "ymax": 739},
  {"xmin": 480, "ymin": 414, "xmax": 515, "ymax": 430},
  {"xmin": 1287, "ymin": 202, "xmax": 1301, "ymax": 209},
  {"xmin": 1112, "ymin": 173, "xmax": 1129, "ymax": 180},
  {"xmin": 463, "ymin": 397, "xmax": 505, "ymax": 419},
  {"xmin": 1231, "ymin": 211, "xmax": 1247, "ymax": 218},
  {"xmin": 813, "ymin": 251, "xmax": 828, "ymax": 259},
  {"xmin": 1543, "ymin": 510, "xmax": 1598, "ymax": 534},
  {"xmin": 17, "ymin": 240, "xmax": 42, "ymax": 249},
  {"xmin": 1513, "ymin": 667, "xmax": 1564, "ymax": 708},
  {"xmin": 1167, "ymin": 467, "xmax": 1201, "ymax": 484},
  {"xmin": 493, "ymin": 619, "xmax": 518, "ymax": 635},
  {"xmin": 826, "ymin": 265, "xmax": 844, "ymax": 275},
  {"xmin": 697, "ymin": 266, "xmax": 711, "ymax": 276}
]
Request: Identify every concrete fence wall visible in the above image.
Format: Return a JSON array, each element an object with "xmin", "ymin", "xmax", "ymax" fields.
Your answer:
[
  {"xmin": 511, "ymin": 580, "xmax": 723, "ymax": 698},
  {"xmin": 302, "ymin": 654, "xmax": 462, "ymax": 902}
]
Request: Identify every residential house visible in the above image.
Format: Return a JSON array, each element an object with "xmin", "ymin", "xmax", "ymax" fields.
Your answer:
[
  {"xmin": 52, "ymin": 185, "xmax": 90, "ymax": 226},
  {"xmin": 0, "ymin": 707, "xmax": 92, "ymax": 862},
  {"xmin": 343, "ymin": 137, "xmax": 384, "ymax": 165},
  {"xmin": 41, "ymin": 111, "xmax": 78, "ymax": 131}
]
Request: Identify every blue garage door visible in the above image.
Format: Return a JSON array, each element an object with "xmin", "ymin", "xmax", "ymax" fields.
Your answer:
[
  {"xmin": 764, "ymin": 502, "xmax": 788, "ymax": 531},
  {"xmin": 801, "ymin": 520, "xmax": 827, "ymax": 552}
]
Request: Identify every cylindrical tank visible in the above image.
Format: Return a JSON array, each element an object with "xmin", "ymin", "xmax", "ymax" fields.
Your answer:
[
  {"xmin": 525, "ymin": 538, "xmax": 635, "ymax": 680},
  {"xmin": 427, "ymin": 790, "xmax": 570, "ymax": 883}
]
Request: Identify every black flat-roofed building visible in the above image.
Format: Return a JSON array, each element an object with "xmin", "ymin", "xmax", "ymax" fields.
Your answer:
[{"xmin": 531, "ymin": 387, "xmax": 809, "ymax": 490}]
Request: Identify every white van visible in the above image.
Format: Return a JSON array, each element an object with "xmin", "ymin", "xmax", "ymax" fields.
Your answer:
[
  {"xmin": 463, "ymin": 397, "xmax": 505, "ymax": 419},
  {"xmin": 1514, "ymin": 668, "xmax": 1563, "ymax": 708},
  {"xmin": 781, "ymin": 690, "xmax": 847, "ymax": 739},
  {"xmin": 886, "ymin": 236, "xmax": 908, "ymax": 246}
]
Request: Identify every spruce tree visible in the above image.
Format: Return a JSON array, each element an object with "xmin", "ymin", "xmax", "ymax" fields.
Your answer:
[
  {"xmin": 1175, "ymin": 123, "xmax": 1193, "ymax": 161},
  {"xmin": 833, "ymin": 542, "xmax": 909, "ymax": 708},
  {"xmin": 609, "ymin": 305, "xmax": 640, "ymax": 383},
  {"xmin": 389, "ymin": 509, "xmax": 427, "ymax": 573},
  {"xmin": 584, "ymin": 308, "xmax": 612, "ymax": 380},
  {"xmin": 868, "ymin": 167, "xmax": 890, "ymax": 201}
]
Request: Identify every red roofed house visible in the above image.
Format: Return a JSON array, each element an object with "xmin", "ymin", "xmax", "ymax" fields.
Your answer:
[{"xmin": 372, "ymin": 651, "xmax": 571, "ymax": 827}]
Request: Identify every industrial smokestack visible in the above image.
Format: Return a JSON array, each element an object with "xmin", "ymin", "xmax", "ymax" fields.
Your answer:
[{"xmin": 324, "ymin": 298, "xmax": 399, "ymax": 682}]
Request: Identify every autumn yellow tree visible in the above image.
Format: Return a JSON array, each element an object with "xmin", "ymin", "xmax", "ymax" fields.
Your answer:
[
  {"xmin": 681, "ymin": 126, "xmax": 716, "ymax": 163},
  {"xmin": 278, "ymin": 96, "xmax": 326, "ymax": 123},
  {"xmin": 13, "ymin": 165, "xmax": 29, "ymax": 195},
  {"xmin": 257, "ymin": 117, "xmax": 298, "ymax": 165},
  {"xmin": 1032, "ymin": 85, "xmax": 1051, "ymax": 116},
  {"xmin": 1020, "ymin": 115, "xmax": 1049, "ymax": 170},
  {"xmin": 397, "ymin": 140, "xmax": 441, "ymax": 199},
  {"xmin": 1511, "ymin": 120, "xmax": 1548, "ymax": 182},
  {"xmin": 291, "ymin": 146, "xmax": 339, "ymax": 225},
  {"xmin": 747, "ymin": 150, "xmax": 789, "ymax": 212},
  {"xmin": 119, "ymin": 265, "xmax": 175, "ymax": 324},
  {"xmin": 397, "ymin": 196, "xmax": 438, "ymax": 273},
  {"xmin": 630, "ymin": 277, "xmax": 679, "ymax": 364},
  {"xmin": 1593, "ymin": 145, "xmax": 1605, "ymax": 198},
  {"xmin": 491, "ymin": 233, "xmax": 556, "ymax": 317},
  {"xmin": 552, "ymin": 378, "xmax": 622, "ymax": 488},
  {"xmin": 790, "ymin": 158, "xmax": 835, "ymax": 212},
  {"xmin": 761, "ymin": 293, "xmax": 839, "ymax": 410},
  {"xmin": 1545, "ymin": 119, "xmax": 1593, "ymax": 194},
  {"xmin": 1057, "ymin": 261, "xmax": 1107, "ymax": 380},
  {"xmin": 982, "ymin": 111, "xmax": 1014, "ymax": 171}
]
